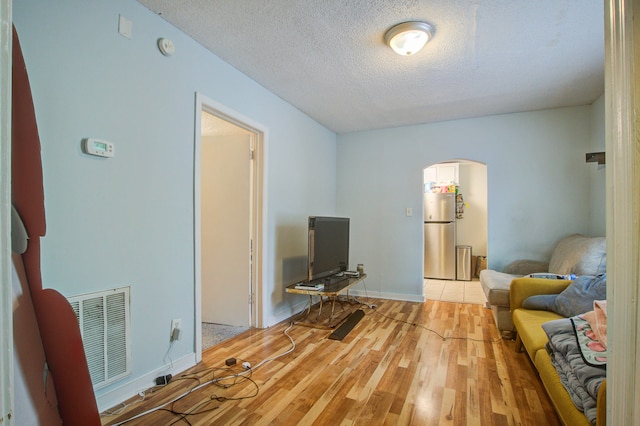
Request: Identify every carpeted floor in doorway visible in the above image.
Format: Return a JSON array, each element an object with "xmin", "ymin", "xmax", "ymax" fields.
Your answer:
[{"xmin": 202, "ymin": 322, "xmax": 249, "ymax": 350}]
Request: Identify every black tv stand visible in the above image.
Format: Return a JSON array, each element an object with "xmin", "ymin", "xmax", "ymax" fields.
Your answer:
[{"xmin": 285, "ymin": 274, "xmax": 367, "ymax": 328}]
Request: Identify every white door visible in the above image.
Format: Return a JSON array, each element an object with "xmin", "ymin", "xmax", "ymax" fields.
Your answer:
[{"xmin": 200, "ymin": 121, "xmax": 252, "ymax": 327}]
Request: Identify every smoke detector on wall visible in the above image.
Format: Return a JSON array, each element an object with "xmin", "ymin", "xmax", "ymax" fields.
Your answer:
[{"xmin": 157, "ymin": 38, "xmax": 175, "ymax": 56}]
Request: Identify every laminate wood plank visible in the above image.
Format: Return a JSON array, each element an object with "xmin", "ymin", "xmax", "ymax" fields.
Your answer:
[
  {"xmin": 467, "ymin": 373, "xmax": 481, "ymax": 424},
  {"xmin": 308, "ymin": 370, "xmax": 359, "ymax": 424},
  {"xmin": 477, "ymin": 354, "xmax": 498, "ymax": 424},
  {"xmin": 281, "ymin": 368, "xmax": 345, "ymax": 424},
  {"xmin": 395, "ymin": 361, "xmax": 437, "ymax": 424},
  {"xmin": 343, "ymin": 349, "xmax": 384, "ymax": 400},
  {"xmin": 101, "ymin": 300, "xmax": 562, "ymax": 426},
  {"xmin": 387, "ymin": 363, "xmax": 417, "ymax": 416},
  {"xmin": 361, "ymin": 389, "xmax": 396, "ymax": 423},
  {"xmin": 439, "ymin": 387, "xmax": 457, "ymax": 425}
]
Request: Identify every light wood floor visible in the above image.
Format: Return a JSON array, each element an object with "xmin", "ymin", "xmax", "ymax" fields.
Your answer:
[{"xmin": 102, "ymin": 299, "xmax": 561, "ymax": 426}]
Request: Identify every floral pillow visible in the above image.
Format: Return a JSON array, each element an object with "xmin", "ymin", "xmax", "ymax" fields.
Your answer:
[{"xmin": 571, "ymin": 314, "xmax": 607, "ymax": 367}]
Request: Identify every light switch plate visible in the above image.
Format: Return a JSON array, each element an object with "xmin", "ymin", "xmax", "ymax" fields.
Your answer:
[{"xmin": 118, "ymin": 15, "xmax": 132, "ymax": 39}]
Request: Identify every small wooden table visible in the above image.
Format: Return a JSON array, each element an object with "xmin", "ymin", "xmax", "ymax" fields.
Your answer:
[{"xmin": 285, "ymin": 274, "xmax": 367, "ymax": 328}]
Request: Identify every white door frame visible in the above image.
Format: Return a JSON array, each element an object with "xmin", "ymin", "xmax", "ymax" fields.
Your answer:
[
  {"xmin": 605, "ymin": 0, "xmax": 640, "ymax": 423},
  {"xmin": 193, "ymin": 93, "xmax": 266, "ymax": 361}
]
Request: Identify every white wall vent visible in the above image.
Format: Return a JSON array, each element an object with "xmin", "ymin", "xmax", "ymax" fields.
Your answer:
[{"xmin": 68, "ymin": 286, "xmax": 131, "ymax": 390}]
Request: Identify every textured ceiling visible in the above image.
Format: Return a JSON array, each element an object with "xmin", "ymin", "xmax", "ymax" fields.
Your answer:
[{"xmin": 138, "ymin": 0, "xmax": 604, "ymax": 134}]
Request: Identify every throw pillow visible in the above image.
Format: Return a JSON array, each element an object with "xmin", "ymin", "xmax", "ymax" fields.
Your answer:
[
  {"xmin": 522, "ymin": 294, "xmax": 557, "ymax": 311},
  {"xmin": 522, "ymin": 274, "xmax": 607, "ymax": 317},
  {"xmin": 548, "ymin": 234, "xmax": 606, "ymax": 276}
]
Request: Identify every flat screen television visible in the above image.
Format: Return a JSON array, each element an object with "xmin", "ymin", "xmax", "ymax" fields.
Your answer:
[{"xmin": 308, "ymin": 216, "xmax": 350, "ymax": 282}]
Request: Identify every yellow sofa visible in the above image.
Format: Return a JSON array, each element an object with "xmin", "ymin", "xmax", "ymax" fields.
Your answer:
[{"xmin": 510, "ymin": 277, "xmax": 606, "ymax": 426}]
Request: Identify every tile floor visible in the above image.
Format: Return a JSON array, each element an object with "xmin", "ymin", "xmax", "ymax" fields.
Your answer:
[{"xmin": 424, "ymin": 278, "xmax": 487, "ymax": 305}]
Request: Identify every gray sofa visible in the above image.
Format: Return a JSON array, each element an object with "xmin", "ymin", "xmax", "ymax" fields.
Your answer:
[{"xmin": 479, "ymin": 234, "xmax": 606, "ymax": 337}]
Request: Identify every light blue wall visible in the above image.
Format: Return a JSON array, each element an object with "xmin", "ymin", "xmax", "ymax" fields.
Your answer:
[
  {"xmin": 337, "ymin": 104, "xmax": 604, "ymax": 299},
  {"xmin": 14, "ymin": 0, "xmax": 336, "ymax": 405},
  {"xmin": 13, "ymin": 0, "xmax": 606, "ymax": 411}
]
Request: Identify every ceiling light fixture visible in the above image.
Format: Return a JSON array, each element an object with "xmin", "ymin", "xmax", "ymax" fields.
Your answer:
[{"xmin": 384, "ymin": 21, "xmax": 434, "ymax": 56}]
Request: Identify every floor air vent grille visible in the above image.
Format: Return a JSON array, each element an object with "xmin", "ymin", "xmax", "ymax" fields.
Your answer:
[{"xmin": 68, "ymin": 286, "xmax": 131, "ymax": 390}]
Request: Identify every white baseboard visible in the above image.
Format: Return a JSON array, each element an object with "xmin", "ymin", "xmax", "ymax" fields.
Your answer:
[{"xmin": 96, "ymin": 352, "xmax": 197, "ymax": 412}]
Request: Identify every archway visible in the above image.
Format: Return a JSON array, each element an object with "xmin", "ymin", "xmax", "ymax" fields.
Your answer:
[{"xmin": 422, "ymin": 160, "xmax": 488, "ymax": 302}]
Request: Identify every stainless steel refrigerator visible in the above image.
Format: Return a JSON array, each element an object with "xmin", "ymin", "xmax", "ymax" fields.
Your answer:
[{"xmin": 424, "ymin": 192, "xmax": 456, "ymax": 279}]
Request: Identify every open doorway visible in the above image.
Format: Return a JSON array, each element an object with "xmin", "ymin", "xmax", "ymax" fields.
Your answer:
[
  {"xmin": 422, "ymin": 160, "xmax": 488, "ymax": 304},
  {"xmin": 194, "ymin": 94, "xmax": 265, "ymax": 361}
]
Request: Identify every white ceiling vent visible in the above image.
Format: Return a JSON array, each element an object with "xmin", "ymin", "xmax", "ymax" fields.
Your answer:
[{"xmin": 68, "ymin": 287, "xmax": 131, "ymax": 390}]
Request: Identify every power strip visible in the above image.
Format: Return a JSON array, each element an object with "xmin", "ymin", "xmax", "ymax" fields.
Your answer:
[{"xmin": 155, "ymin": 374, "xmax": 172, "ymax": 385}]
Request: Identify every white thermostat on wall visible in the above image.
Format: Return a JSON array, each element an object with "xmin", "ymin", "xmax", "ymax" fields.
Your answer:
[{"xmin": 82, "ymin": 138, "xmax": 115, "ymax": 158}]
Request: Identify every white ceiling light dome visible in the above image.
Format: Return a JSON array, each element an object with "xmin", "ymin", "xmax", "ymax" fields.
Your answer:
[{"xmin": 384, "ymin": 21, "xmax": 434, "ymax": 56}]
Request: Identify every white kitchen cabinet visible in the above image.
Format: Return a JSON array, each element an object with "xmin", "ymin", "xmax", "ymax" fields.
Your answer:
[{"xmin": 424, "ymin": 162, "xmax": 459, "ymax": 186}]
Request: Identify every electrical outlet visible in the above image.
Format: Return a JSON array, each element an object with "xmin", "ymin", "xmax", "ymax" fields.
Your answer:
[{"xmin": 170, "ymin": 319, "xmax": 181, "ymax": 342}]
